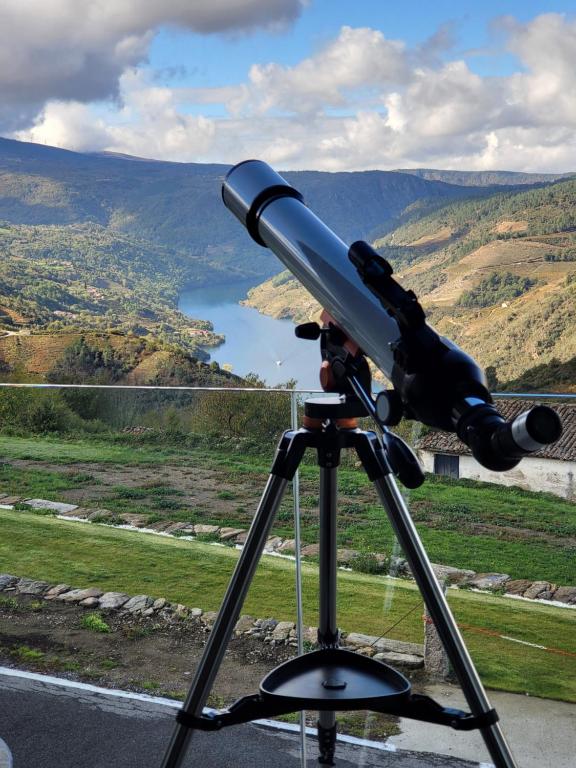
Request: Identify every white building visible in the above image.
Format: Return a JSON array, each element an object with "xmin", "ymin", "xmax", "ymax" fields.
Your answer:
[{"xmin": 417, "ymin": 400, "xmax": 575, "ymax": 501}]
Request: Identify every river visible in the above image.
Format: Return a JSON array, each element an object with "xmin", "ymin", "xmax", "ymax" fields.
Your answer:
[{"xmin": 178, "ymin": 280, "xmax": 322, "ymax": 390}]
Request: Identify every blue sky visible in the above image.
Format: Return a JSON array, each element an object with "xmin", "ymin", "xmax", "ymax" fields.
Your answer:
[
  {"xmin": 3, "ymin": 1, "xmax": 576, "ymax": 172},
  {"xmin": 148, "ymin": 0, "xmax": 566, "ymax": 88}
]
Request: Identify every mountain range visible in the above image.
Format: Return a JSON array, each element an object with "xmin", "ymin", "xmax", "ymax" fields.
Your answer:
[
  {"xmin": 0, "ymin": 136, "xmax": 546, "ymax": 280},
  {"xmin": 0, "ymin": 137, "xmax": 574, "ymax": 389}
]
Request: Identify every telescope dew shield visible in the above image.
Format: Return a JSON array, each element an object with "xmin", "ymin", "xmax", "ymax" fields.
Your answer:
[
  {"xmin": 222, "ymin": 160, "xmax": 303, "ymax": 246},
  {"xmin": 223, "ymin": 159, "xmax": 402, "ymax": 378},
  {"xmin": 222, "ymin": 160, "xmax": 562, "ymax": 471}
]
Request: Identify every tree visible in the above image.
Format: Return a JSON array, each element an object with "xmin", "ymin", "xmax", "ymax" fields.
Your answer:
[
  {"xmin": 485, "ymin": 366, "xmax": 498, "ymax": 391},
  {"xmin": 46, "ymin": 336, "xmax": 126, "ymax": 384}
]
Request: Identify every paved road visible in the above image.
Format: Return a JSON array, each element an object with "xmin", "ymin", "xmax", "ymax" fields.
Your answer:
[{"xmin": 0, "ymin": 669, "xmax": 480, "ymax": 768}]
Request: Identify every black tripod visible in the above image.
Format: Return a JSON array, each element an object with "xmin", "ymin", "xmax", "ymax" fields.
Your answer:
[{"xmin": 161, "ymin": 383, "xmax": 518, "ymax": 767}]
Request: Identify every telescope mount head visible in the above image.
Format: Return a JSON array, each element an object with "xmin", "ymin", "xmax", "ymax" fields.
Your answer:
[
  {"xmin": 295, "ymin": 313, "xmax": 426, "ymax": 489},
  {"xmin": 295, "ymin": 312, "xmax": 371, "ymax": 411}
]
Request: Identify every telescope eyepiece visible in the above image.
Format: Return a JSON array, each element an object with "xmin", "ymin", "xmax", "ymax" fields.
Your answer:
[
  {"xmin": 491, "ymin": 405, "xmax": 562, "ymax": 460},
  {"xmin": 457, "ymin": 401, "xmax": 563, "ymax": 471}
]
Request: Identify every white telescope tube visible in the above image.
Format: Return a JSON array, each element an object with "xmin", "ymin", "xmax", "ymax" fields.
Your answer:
[{"xmin": 223, "ymin": 159, "xmax": 401, "ymax": 376}]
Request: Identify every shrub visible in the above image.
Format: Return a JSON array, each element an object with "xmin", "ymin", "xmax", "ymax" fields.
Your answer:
[
  {"xmin": 195, "ymin": 532, "xmax": 221, "ymax": 543},
  {"xmin": 12, "ymin": 645, "xmax": 44, "ymax": 661},
  {"xmin": 352, "ymin": 553, "xmax": 389, "ymax": 574},
  {"xmin": 458, "ymin": 272, "xmax": 538, "ymax": 308},
  {"xmin": 0, "ymin": 597, "xmax": 19, "ymax": 611},
  {"xmin": 441, "ymin": 503, "xmax": 482, "ymax": 525},
  {"xmin": 216, "ymin": 490, "xmax": 236, "ymax": 500},
  {"xmin": 47, "ymin": 336, "xmax": 127, "ymax": 384},
  {"xmin": 0, "ymin": 389, "xmax": 83, "ymax": 435},
  {"xmin": 270, "ymin": 271, "xmax": 293, "ymax": 288},
  {"xmin": 81, "ymin": 612, "xmax": 111, "ymax": 633}
]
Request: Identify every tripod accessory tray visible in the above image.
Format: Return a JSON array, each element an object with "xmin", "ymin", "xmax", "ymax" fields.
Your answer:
[
  {"xmin": 176, "ymin": 649, "xmax": 409, "ymax": 732},
  {"xmin": 176, "ymin": 648, "xmax": 498, "ymax": 733},
  {"xmin": 260, "ymin": 648, "xmax": 410, "ymax": 710}
]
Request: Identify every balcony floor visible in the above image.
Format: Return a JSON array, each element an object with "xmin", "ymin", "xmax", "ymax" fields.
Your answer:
[{"xmin": 0, "ymin": 668, "xmax": 479, "ymax": 768}]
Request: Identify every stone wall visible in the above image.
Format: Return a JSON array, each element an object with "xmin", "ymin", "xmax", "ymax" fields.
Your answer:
[
  {"xmin": 3, "ymin": 566, "xmax": 575, "ymax": 686},
  {"xmin": 7, "ymin": 493, "xmax": 576, "ymax": 607},
  {"xmin": 0, "ymin": 573, "xmax": 424, "ymax": 671}
]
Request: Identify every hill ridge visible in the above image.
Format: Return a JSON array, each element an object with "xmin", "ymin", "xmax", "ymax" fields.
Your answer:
[
  {"xmin": 245, "ymin": 178, "xmax": 576, "ymax": 389},
  {"xmin": 1, "ymin": 137, "xmax": 574, "ymax": 388}
]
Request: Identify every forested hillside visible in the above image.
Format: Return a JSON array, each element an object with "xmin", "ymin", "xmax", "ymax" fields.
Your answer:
[
  {"xmin": 0, "ymin": 331, "xmax": 240, "ymax": 386},
  {"xmin": 0, "ymin": 137, "xmax": 516, "ymax": 279},
  {"xmin": 396, "ymin": 168, "xmax": 572, "ymax": 187},
  {"xmin": 0, "ymin": 136, "xmax": 529, "ymax": 383},
  {"xmin": 0, "ymin": 222, "xmax": 226, "ymax": 355},
  {"xmin": 246, "ymin": 178, "xmax": 576, "ymax": 390},
  {"xmin": 1, "ymin": 138, "xmax": 574, "ymax": 388}
]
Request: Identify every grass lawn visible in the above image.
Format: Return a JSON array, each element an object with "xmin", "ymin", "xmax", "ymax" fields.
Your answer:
[
  {"xmin": 0, "ymin": 433, "xmax": 574, "ymax": 584},
  {"xmin": 1, "ymin": 509, "xmax": 574, "ymax": 702},
  {"xmin": 0, "ymin": 434, "xmax": 191, "ymax": 466}
]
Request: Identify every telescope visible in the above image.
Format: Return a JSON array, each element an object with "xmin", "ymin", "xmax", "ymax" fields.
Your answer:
[
  {"xmin": 162, "ymin": 161, "xmax": 563, "ymax": 768},
  {"xmin": 222, "ymin": 159, "xmax": 561, "ymax": 471}
]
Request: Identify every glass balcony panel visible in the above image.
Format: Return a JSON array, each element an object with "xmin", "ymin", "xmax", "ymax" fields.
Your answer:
[
  {"xmin": 0, "ymin": 385, "xmax": 304, "ymax": 766},
  {"xmin": 0, "ymin": 386, "xmax": 574, "ymax": 767}
]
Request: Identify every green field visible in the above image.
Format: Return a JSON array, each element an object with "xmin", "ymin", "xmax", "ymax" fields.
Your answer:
[
  {"xmin": 0, "ymin": 432, "xmax": 574, "ymax": 584},
  {"xmin": 1, "ymin": 509, "xmax": 575, "ymax": 702},
  {"xmin": 0, "ymin": 434, "xmax": 191, "ymax": 466}
]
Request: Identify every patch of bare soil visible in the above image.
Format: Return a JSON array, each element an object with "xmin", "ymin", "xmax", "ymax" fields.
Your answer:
[
  {"xmin": 10, "ymin": 458, "xmax": 267, "ymax": 521},
  {"xmin": 407, "ymin": 226, "xmax": 453, "ymax": 248},
  {"xmin": 0, "ymin": 594, "xmax": 293, "ymax": 704},
  {"xmin": 409, "ymin": 501, "xmax": 573, "ymax": 550},
  {"xmin": 413, "ymin": 511, "xmax": 575, "ymax": 550},
  {"xmin": 7, "ymin": 458, "xmax": 366, "ymax": 526},
  {"xmin": 467, "ymin": 523, "xmax": 576, "ymax": 549},
  {"xmin": 491, "ymin": 220, "xmax": 528, "ymax": 234},
  {"xmin": 0, "ymin": 594, "xmax": 402, "ymax": 740}
]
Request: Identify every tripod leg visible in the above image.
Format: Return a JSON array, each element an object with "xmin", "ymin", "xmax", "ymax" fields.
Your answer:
[
  {"xmin": 354, "ymin": 430, "xmax": 516, "ymax": 766},
  {"xmin": 161, "ymin": 430, "xmax": 306, "ymax": 768},
  {"xmin": 358, "ymin": 434, "xmax": 517, "ymax": 768},
  {"xmin": 317, "ymin": 719, "xmax": 337, "ymax": 766},
  {"xmin": 317, "ymin": 466, "xmax": 339, "ymax": 765}
]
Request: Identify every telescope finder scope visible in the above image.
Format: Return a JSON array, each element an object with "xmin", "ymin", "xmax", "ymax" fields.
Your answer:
[{"xmin": 222, "ymin": 160, "xmax": 562, "ymax": 471}]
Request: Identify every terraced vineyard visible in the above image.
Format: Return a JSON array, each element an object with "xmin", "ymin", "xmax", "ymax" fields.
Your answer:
[{"xmin": 246, "ymin": 178, "xmax": 576, "ymax": 389}]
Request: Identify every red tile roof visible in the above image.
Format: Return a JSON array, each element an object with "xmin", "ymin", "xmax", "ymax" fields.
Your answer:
[{"xmin": 416, "ymin": 399, "xmax": 576, "ymax": 462}]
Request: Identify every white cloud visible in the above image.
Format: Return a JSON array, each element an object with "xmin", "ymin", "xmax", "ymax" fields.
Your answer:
[
  {"xmin": 17, "ymin": 102, "xmax": 112, "ymax": 153},
  {"xmin": 0, "ymin": 0, "xmax": 305, "ymax": 130},
  {"xmin": 504, "ymin": 13, "xmax": 576, "ymax": 127},
  {"xmin": 18, "ymin": 71, "xmax": 217, "ymax": 161},
  {"xmin": 384, "ymin": 61, "xmax": 501, "ymax": 137},
  {"xmin": 228, "ymin": 26, "xmax": 410, "ymax": 116},
  {"xmin": 9, "ymin": 12, "xmax": 576, "ymax": 172}
]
